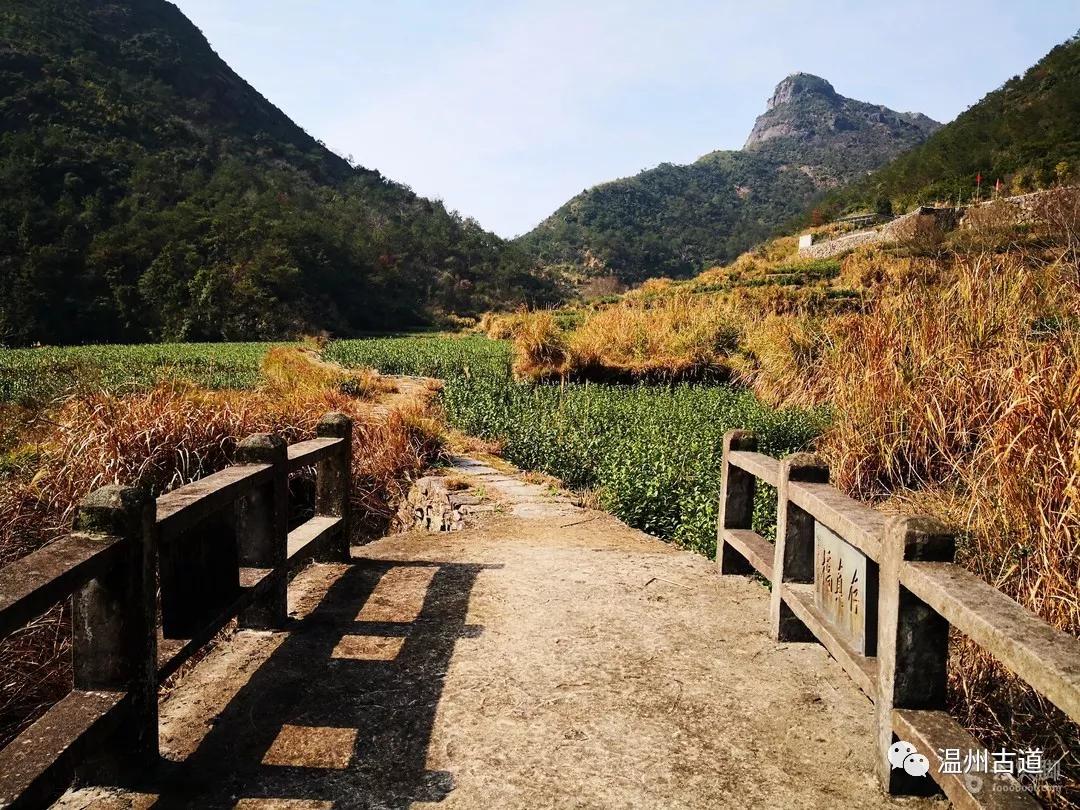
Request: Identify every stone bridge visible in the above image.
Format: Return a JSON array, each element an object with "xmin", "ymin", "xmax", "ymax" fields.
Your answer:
[{"xmin": 2, "ymin": 421, "xmax": 1075, "ymax": 808}]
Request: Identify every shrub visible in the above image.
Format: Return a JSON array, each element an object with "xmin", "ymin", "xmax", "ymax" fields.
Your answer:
[
  {"xmin": 578, "ymin": 275, "xmax": 625, "ymax": 300},
  {"xmin": 952, "ymin": 199, "xmax": 1024, "ymax": 252},
  {"xmin": 438, "ymin": 372, "xmax": 825, "ymax": 552},
  {"xmin": 1031, "ymin": 185, "xmax": 1080, "ymax": 266},
  {"xmin": 887, "ymin": 211, "xmax": 951, "ymax": 256}
]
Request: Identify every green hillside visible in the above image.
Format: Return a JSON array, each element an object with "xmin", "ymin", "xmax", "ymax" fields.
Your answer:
[
  {"xmin": 518, "ymin": 152, "xmax": 820, "ymax": 283},
  {"xmin": 518, "ymin": 74, "xmax": 938, "ymax": 284},
  {"xmin": 0, "ymin": 0, "xmax": 558, "ymax": 346},
  {"xmin": 822, "ymin": 32, "xmax": 1080, "ymax": 214}
]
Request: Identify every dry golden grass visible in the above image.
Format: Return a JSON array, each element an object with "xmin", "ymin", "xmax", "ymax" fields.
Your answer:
[
  {"xmin": 775, "ymin": 250, "xmax": 1078, "ymax": 628},
  {"xmin": 510, "ymin": 294, "xmax": 745, "ymax": 381},
  {"xmin": 0, "ymin": 349, "xmax": 419, "ymax": 562},
  {"xmin": 477, "ymin": 308, "xmax": 567, "ymax": 342},
  {"xmin": 507, "ymin": 230, "xmax": 863, "ymax": 383},
  {"xmin": 816, "ymin": 254, "xmax": 1074, "ymax": 504},
  {"xmin": 0, "ymin": 348, "xmax": 443, "ymax": 747},
  {"xmin": 569, "ymin": 293, "xmax": 742, "ymax": 379},
  {"xmin": 697, "ymin": 253, "xmax": 764, "ymax": 286},
  {"xmin": 745, "ymin": 252, "xmax": 1079, "ymax": 796},
  {"xmin": 478, "ymin": 310, "xmax": 525, "ymax": 339},
  {"xmin": 262, "ymin": 346, "xmax": 392, "ymax": 400},
  {"xmin": 753, "ymin": 234, "xmax": 800, "ymax": 263},
  {"xmin": 730, "ymin": 314, "xmax": 842, "ymax": 408},
  {"xmin": 697, "ymin": 237, "xmax": 800, "ymax": 285},
  {"xmin": 838, "ymin": 246, "xmax": 937, "ymax": 290},
  {"xmin": 510, "ymin": 311, "xmax": 571, "ymax": 381},
  {"xmin": 625, "ymin": 277, "xmax": 677, "ymax": 298},
  {"xmin": 726, "ymin": 283, "xmax": 841, "ymax": 317}
]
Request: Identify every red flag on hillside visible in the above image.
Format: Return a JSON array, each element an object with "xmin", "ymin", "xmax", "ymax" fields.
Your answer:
[{"xmin": 976, "ymin": 172, "xmax": 982, "ymax": 187}]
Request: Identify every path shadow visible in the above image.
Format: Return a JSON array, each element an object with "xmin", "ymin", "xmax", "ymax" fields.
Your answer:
[{"xmin": 142, "ymin": 556, "xmax": 498, "ymax": 809}]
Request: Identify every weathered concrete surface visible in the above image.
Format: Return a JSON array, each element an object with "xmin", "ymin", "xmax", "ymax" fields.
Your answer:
[
  {"xmin": 394, "ymin": 475, "xmax": 491, "ymax": 533},
  {"xmin": 57, "ymin": 457, "xmax": 943, "ymax": 809}
]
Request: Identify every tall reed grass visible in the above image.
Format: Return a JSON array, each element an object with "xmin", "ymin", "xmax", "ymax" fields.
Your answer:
[{"xmin": 738, "ymin": 251, "xmax": 1080, "ymax": 800}]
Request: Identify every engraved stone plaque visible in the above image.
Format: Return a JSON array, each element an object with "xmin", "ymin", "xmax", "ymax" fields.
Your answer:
[{"xmin": 814, "ymin": 522, "xmax": 877, "ymax": 656}]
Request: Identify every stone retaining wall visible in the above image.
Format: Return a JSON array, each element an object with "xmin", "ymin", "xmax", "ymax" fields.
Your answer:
[
  {"xmin": 797, "ymin": 228, "xmax": 884, "ymax": 259},
  {"xmin": 796, "ymin": 187, "xmax": 1077, "ymax": 259},
  {"xmin": 959, "ymin": 186, "xmax": 1075, "ymax": 228}
]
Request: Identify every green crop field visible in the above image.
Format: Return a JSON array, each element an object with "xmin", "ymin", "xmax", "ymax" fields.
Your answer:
[
  {"xmin": 330, "ymin": 335, "xmax": 828, "ymax": 556},
  {"xmin": 0, "ymin": 342, "xmax": 288, "ymax": 404},
  {"xmin": 0, "ymin": 334, "xmax": 827, "ymax": 556},
  {"xmin": 325, "ymin": 334, "xmax": 511, "ymax": 378}
]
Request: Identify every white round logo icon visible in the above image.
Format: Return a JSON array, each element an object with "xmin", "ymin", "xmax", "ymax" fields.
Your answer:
[
  {"xmin": 903, "ymin": 753, "xmax": 931, "ymax": 777},
  {"xmin": 888, "ymin": 741, "xmax": 917, "ymax": 769}
]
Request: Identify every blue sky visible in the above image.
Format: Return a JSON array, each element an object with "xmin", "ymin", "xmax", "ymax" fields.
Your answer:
[{"xmin": 172, "ymin": 1, "xmax": 1079, "ymax": 237}]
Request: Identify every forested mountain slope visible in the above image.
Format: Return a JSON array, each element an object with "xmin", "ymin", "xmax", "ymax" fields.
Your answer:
[
  {"xmin": 820, "ymin": 32, "xmax": 1080, "ymax": 215},
  {"xmin": 518, "ymin": 73, "xmax": 938, "ymax": 283},
  {"xmin": 0, "ymin": 0, "xmax": 558, "ymax": 346}
]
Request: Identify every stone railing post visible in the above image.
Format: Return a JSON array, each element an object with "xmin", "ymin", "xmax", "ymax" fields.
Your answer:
[
  {"xmin": 770, "ymin": 453, "xmax": 829, "ymax": 641},
  {"xmin": 717, "ymin": 430, "xmax": 757, "ymax": 574},
  {"xmin": 876, "ymin": 515, "xmax": 955, "ymax": 795},
  {"xmin": 72, "ymin": 485, "xmax": 158, "ymax": 779},
  {"xmin": 315, "ymin": 412, "xmax": 353, "ymax": 562},
  {"xmin": 236, "ymin": 433, "xmax": 288, "ymax": 629}
]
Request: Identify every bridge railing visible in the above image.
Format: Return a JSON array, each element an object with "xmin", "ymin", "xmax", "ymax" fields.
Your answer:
[
  {"xmin": 717, "ymin": 430, "xmax": 1079, "ymax": 809},
  {"xmin": 0, "ymin": 412, "xmax": 353, "ymax": 809}
]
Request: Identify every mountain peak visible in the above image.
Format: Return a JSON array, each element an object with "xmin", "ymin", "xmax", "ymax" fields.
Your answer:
[
  {"xmin": 766, "ymin": 73, "xmax": 837, "ymax": 110},
  {"xmin": 744, "ymin": 74, "xmax": 939, "ymax": 151}
]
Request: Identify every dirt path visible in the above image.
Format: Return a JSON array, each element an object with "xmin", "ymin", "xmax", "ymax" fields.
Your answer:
[{"xmin": 58, "ymin": 456, "xmax": 942, "ymax": 809}]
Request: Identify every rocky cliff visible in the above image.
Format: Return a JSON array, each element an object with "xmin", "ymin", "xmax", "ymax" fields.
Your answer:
[
  {"xmin": 744, "ymin": 73, "xmax": 939, "ymax": 186},
  {"xmin": 746, "ymin": 73, "xmax": 937, "ymax": 150}
]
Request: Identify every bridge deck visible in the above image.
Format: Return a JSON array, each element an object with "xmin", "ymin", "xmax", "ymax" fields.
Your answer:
[{"xmin": 58, "ymin": 459, "xmax": 940, "ymax": 809}]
